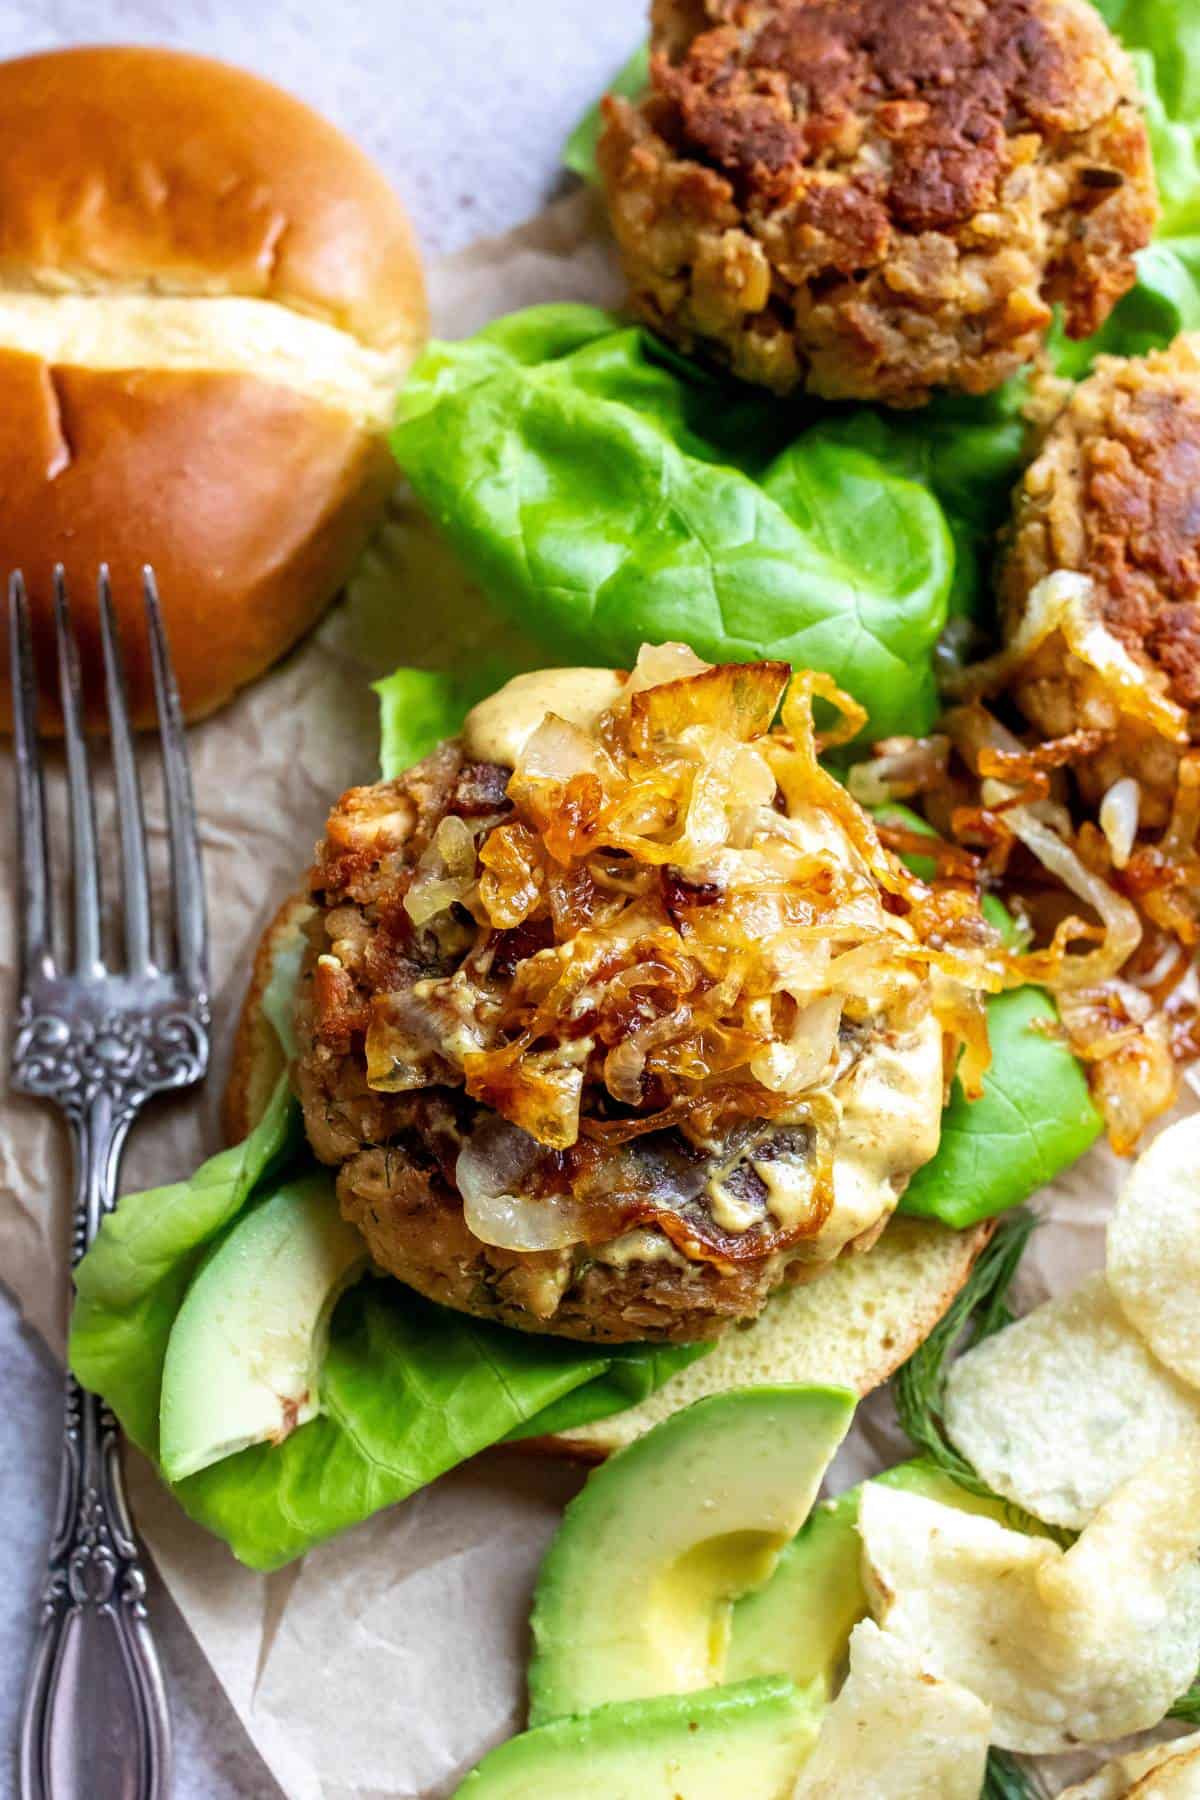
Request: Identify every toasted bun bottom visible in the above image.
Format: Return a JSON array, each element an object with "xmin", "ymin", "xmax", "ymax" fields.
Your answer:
[
  {"xmin": 533, "ymin": 1214, "xmax": 991, "ymax": 1459},
  {"xmin": 224, "ymin": 892, "xmax": 316, "ymax": 1144},
  {"xmin": 226, "ymin": 889, "xmax": 989, "ymax": 1455}
]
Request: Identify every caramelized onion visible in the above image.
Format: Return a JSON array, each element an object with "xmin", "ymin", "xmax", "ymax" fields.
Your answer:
[
  {"xmin": 622, "ymin": 640, "xmax": 711, "ymax": 699},
  {"xmin": 848, "ymin": 736, "xmax": 950, "ymax": 807},
  {"xmin": 404, "ymin": 814, "xmax": 479, "ymax": 927},
  {"xmin": 372, "ymin": 649, "xmax": 1001, "ymax": 1161},
  {"xmin": 1056, "ymin": 986, "xmax": 1177, "ymax": 1154},
  {"xmin": 1004, "ymin": 803, "xmax": 1142, "ymax": 990},
  {"xmin": 750, "ymin": 995, "xmax": 841, "ymax": 1095},
  {"xmin": 948, "ymin": 570, "xmax": 1189, "ymax": 745},
  {"xmin": 1099, "ymin": 778, "xmax": 1140, "ymax": 871},
  {"xmin": 456, "ymin": 1119, "xmax": 588, "ymax": 1250}
]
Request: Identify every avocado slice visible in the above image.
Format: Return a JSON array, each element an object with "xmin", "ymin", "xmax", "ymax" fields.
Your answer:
[
  {"xmin": 727, "ymin": 1458, "xmax": 1036, "ymax": 1696},
  {"xmin": 528, "ymin": 1385, "xmax": 855, "ymax": 1724},
  {"xmin": 456, "ymin": 1678, "xmax": 821, "ymax": 1799},
  {"xmin": 159, "ymin": 1173, "xmax": 367, "ymax": 1481},
  {"xmin": 726, "ymin": 1488, "xmax": 863, "ymax": 1699}
]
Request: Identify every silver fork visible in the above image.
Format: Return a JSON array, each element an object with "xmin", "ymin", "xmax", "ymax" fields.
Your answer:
[{"xmin": 10, "ymin": 567, "xmax": 211, "ymax": 1800}]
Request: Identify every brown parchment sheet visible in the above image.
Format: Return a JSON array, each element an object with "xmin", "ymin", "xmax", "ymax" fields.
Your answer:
[{"xmin": 1, "ymin": 188, "xmax": 1195, "ymax": 1798}]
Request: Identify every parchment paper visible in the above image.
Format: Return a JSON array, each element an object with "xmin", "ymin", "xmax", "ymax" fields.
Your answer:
[{"xmin": 1, "ymin": 188, "xmax": 1195, "ymax": 1799}]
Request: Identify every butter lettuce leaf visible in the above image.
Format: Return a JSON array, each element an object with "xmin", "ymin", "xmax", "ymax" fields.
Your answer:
[
  {"xmin": 876, "ymin": 807, "xmax": 1101, "ymax": 1227},
  {"xmin": 563, "ymin": 44, "xmax": 649, "ymax": 185},
  {"xmin": 900, "ymin": 989, "xmax": 1103, "ymax": 1229},
  {"xmin": 394, "ymin": 308, "xmax": 955, "ymax": 741},
  {"xmin": 375, "ymin": 663, "xmax": 510, "ymax": 782}
]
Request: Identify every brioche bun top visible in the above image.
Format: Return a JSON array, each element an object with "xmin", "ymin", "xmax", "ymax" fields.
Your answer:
[
  {"xmin": 0, "ymin": 46, "xmax": 426, "ymax": 352},
  {"xmin": 0, "ymin": 45, "xmax": 427, "ymax": 729}
]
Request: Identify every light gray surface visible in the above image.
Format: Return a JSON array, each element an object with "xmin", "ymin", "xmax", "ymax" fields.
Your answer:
[{"xmin": 0, "ymin": 3, "xmax": 641, "ymax": 1794}]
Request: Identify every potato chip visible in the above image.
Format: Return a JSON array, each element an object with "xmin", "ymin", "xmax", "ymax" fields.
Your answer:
[
  {"xmin": 791, "ymin": 1620, "xmax": 990, "ymax": 1799},
  {"xmin": 1108, "ymin": 1116, "xmax": 1200, "ymax": 1391},
  {"xmin": 858, "ymin": 1445, "xmax": 1200, "ymax": 1753},
  {"xmin": 943, "ymin": 1273, "xmax": 1200, "ymax": 1528},
  {"xmin": 1058, "ymin": 1731, "xmax": 1200, "ymax": 1798}
]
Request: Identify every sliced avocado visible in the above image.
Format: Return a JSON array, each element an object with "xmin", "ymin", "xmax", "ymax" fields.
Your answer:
[
  {"xmin": 528, "ymin": 1385, "xmax": 855, "ymax": 1724},
  {"xmin": 159, "ymin": 1173, "xmax": 367, "ymax": 1481},
  {"xmin": 456, "ymin": 1678, "xmax": 822, "ymax": 1799},
  {"xmin": 726, "ymin": 1489, "xmax": 862, "ymax": 1698},
  {"xmin": 727, "ymin": 1457, "xmax": 1036, "ymax": 1695}
]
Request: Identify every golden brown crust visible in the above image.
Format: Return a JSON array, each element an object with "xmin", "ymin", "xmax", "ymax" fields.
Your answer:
[
  {"xmin": 0, "ymin": 354, "xmax": 394, "ymax": 729},
  {"xmin": 0, "ymin": 47, "xmax": 427, "ymax": 352},
  {"xmin": 599, "ymin": 0, "xmax": 1156, "ymax": 404},
  {"xmin": 224, "ymin": 891, "xmax": 314, "ymax": 1144},
  {"xmin": 1002, "ymin": 335, "xmax": 1200, "ymax": 818}
]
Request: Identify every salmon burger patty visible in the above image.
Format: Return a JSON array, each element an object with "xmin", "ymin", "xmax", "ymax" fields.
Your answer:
[
  {"xmin": 599, "ymin": 0, "xmax": 1156, "ymax": 405},
  {"xmin": 1002, "ymin": 335, "xmax": 1200, "ymax": 824},
  {"xmin": 292, "ymin": 651, "xmax": 996, "ymax": 1343}
]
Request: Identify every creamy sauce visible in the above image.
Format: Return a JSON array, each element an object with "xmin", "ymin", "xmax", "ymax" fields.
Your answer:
[
  {"xmin": 813, "ymin": 1011, "xmax": 944, "ymax": 1261},
  {"xmin": 463, "ymin": 667, "xmax": 626, "ymax": 767},
  {"xmin": 752, "ymin": 1153, "xmax": 819, "ymax": 1232},
  {"xmin": 595, "ymin": 1227, "xmax": 691, "ymax": 1270},
  {"xmin": 699, "ymin": 1009, "xmax": 942, "ymax": 1255},
  {"xmin": 706, "ymin": 1179, "xmax": 767, "ymax": 1235}
]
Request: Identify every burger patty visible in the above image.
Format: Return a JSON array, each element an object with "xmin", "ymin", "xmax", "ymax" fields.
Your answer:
[
  {"xmin": 293, "ymin": 701, "xmax": 947, "ymax": 1343},
  {"xmin": 598, "ymin": 0, "xmax": 1155, "ymax": 405},
  {"xmin": 1002, "ymin": 336, "xmax": 1200, "ymax": 823}
]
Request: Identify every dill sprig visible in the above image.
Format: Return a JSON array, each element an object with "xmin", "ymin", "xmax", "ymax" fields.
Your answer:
[
  {"xmin": 893, "ymin": 1208, "xmax": 1037, "ymax": 1500},
  {"xmin": 983, "ymin": 1748, "xmax": 1042, "ymax": 1798}
]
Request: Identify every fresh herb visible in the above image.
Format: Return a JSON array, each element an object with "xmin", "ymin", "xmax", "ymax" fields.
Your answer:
[
  {"xmin": 1170, "ymin": 1676, "xmax": 1200, "ymax": 1724},
  {"xmin": 983, "ymin": 1748, "xmax": 1041, "ymax": 1799},
  {"xmin": 894, "ymin": 1209, "xmax": 1037, "ymax": 1501}
]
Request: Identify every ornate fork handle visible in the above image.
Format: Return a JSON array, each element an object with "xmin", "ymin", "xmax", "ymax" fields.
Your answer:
[
  {"xmin": 18, "ymin": 1008, "xmax": 208, "ymax": 1800},
  {"xmin": 20, "ymin": 1373, "xmax": 170, "ymax": 1800}
]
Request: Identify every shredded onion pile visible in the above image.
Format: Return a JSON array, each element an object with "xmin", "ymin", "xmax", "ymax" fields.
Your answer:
[
  {"xmin": 363, "ymin": 648, "xmax": 1005, "ymax": 1250},
  {"xmin": 861, "ymin": 680, "xmax": 1199, "ymax": 1149}
]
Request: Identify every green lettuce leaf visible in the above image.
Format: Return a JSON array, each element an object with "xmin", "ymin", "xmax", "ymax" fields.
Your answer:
[
  {"xmin": 375, "ymin": 664, "xmax": 510, "ymax": 782},
  {"xmin": 873, "ymin": 806, "xmax": 1100, "ymax": 1226},
  {"xmin": 900, "ymin": 989, "xmax": 1103, "ymax": 1229},
  {"xmin": 394, "ymin": 308, "xmax": 955, "ymax": 741},
  {"xmin": 175, "ymin": 1280, "xmax": 706, "ymax": 1571},
  {"xmin": 562, "ymin": 45, "xmax": 649, "ymax": 185},
  {"xmin": 1094, "ymin": 1, "xmax": 1200, "ymax": 229}
]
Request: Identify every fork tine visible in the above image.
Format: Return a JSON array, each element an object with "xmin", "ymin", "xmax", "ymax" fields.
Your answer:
[
  {"xmin": 54, "ymin": 568, "xmax": 103, "ymax": 978},
  {"xmin": 143, "ymin": 568, "xmax": 208, "ymax": 993},
  {"xmin": 98, "ymin": 568, "xmax": 153, "ymax": 973},
  {"xmin": 8, "ymin": 573, "xmax": 54, "ymax": 983}
]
